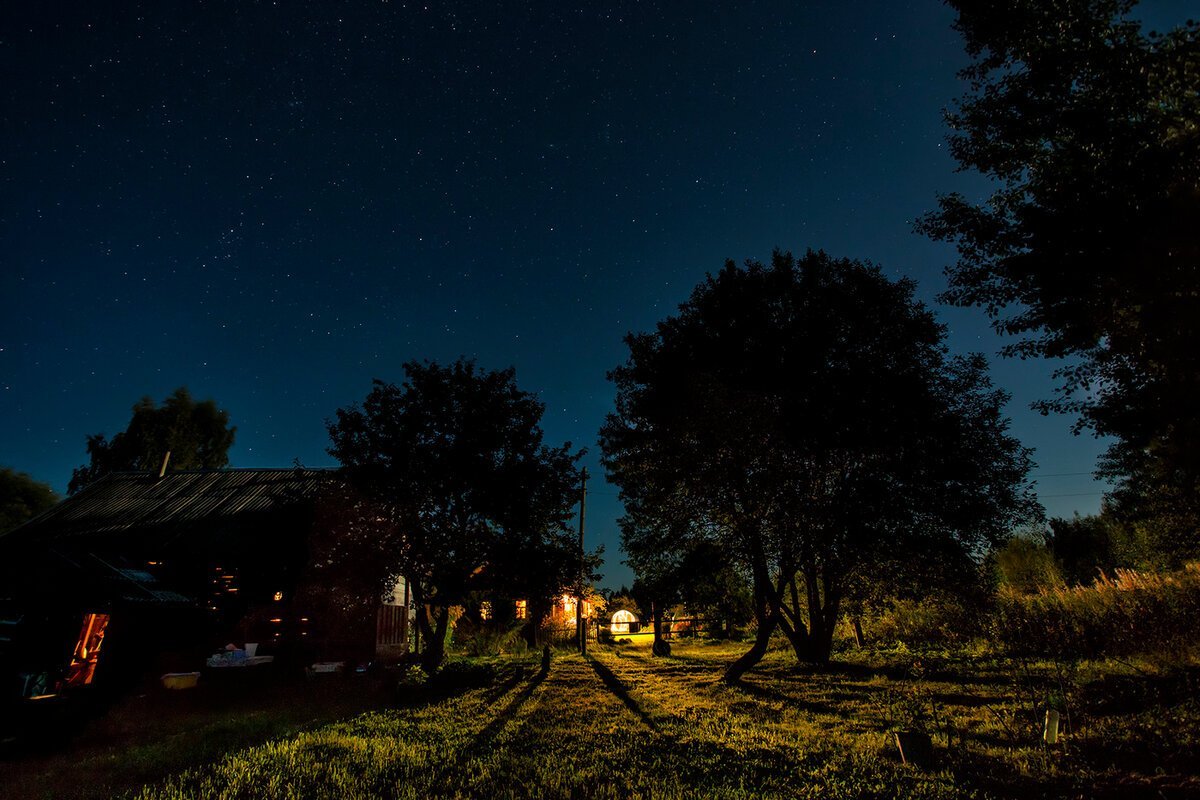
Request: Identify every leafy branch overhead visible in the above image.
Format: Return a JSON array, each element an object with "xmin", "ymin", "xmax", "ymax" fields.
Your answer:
[{"xmin": 919, "ymin": 0, "xmax": 1200, "ymax": 556}]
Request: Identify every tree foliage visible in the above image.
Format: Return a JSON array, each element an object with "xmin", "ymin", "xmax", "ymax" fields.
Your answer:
[
  {"xmin": 673, "ymin": 540, "xmax": 755, "ymax": 635},
  {"xmin": 326, "ymin": 359, "xmax": 585, "ymax": 670},
  {"xmin": 69, "ymin": 387, "xmax": 236, "ymax": 494},
  {"xmin": 601, "ymin": 251, "xmax": 1040, "ymax": 678},
  {"xmin": 0, "ymin": 467, "xmax": 59, "ymax": 534},
  {"xmin": 919, "ymin": 1, "xmax": 1200, "ymax": 554},
  {"xmin": 300, "ymin": 482, "xmax": 401, "ymax": 659}
]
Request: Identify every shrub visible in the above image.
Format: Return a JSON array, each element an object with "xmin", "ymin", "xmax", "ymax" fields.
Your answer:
[
  {"xmin": 432, "ymin": 660, "xmax": 497, "ymax": 689},
  {"xmin": 452, "ymin": 624, "xmax": 527, "ymax": 657},
  {"xmin": 867, "ymin": 594, "xmax": 980, "ymax": 647},
  {"xmin": 397, "ymin": 664, "xmax": 427, "ymax": 688},
  {"xmin": 994, "ymin": 535, "xmax": 1064, "ymax": 594}
]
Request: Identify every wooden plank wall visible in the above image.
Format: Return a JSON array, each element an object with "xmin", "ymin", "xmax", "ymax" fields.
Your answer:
[{"xmin": 375, "ymin": 604, "xmax": 408, "ymax": 650}]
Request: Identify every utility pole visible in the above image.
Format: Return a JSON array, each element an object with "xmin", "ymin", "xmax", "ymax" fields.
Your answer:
[{"xmin": 577, "ymin": 467, "xmax": 588, "ymax": 655}]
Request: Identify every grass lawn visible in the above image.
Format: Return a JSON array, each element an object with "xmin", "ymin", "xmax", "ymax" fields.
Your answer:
[
  {"xmin": 3, "ymin": 641, "xmax": 1198, "ymax": 799},
  {"xmin": 0, "ymin": 672, "xmax": 395, "ymax": 800}
]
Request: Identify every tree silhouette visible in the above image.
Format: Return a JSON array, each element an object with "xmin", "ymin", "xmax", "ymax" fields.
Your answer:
[
  {"xmin": 69, "ymin": 387, "xmax": 236, "ymax": 494},
  {"xmin": 0, "ymin": 467, "xmax": 59, "ymax": 534},
  {"xmin": 919, "ymin": 1, "xmax": 1200, "ymax": 556},
  {"xmin": 326, "ymin": 359, "xmax": 584, "ymax": 671},
  {"xmin": 601, "ymin": 251, "xmax": 1040, "ymax": 678}
]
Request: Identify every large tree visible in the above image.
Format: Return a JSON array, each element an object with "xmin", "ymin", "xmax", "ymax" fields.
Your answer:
[
  {"xmin": 326, "ymin": 359, "xmax": 584, "ymax": 671},
  {"xmin": 918, "ymin": 1, "xmax": 1200, "ymax": 556},
  {"xmin": 0, "ymin": 467, "xmax": 59, "ymax": 534},
  {"xmin": 601, "ymin": 251, "xmax": 1040, "ymax": 680},
  {"xmin": 69, "ymin": 387, "xmax": 236, "ymax": 493}
]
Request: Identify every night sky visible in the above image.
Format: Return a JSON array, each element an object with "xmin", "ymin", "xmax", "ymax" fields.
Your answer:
[{"xmin": 2, "ymin": 1, "xmax": 1192, "ymax": 587}]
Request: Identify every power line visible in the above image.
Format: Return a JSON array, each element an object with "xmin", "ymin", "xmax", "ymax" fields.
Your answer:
[{"xmin": 1031, "ymin": 471, "xmax": 1097, "ymax": 478}]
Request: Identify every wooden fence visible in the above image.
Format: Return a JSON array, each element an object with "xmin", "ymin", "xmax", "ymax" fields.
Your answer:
[{"xmin": 375, "ymin": 604, "xmax": 409, "ymax": 651}]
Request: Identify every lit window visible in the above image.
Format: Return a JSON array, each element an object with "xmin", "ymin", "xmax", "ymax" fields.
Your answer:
[
  {"xmin": 273, "ymin": 591, "xmax": 284, "ymax": 602},
  {"xmin": 515, "ymin": 600, "xmax": 527, "ymax": 620}
]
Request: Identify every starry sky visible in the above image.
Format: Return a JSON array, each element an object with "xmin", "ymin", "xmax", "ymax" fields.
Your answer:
[{"xmin": 2, "ymin": 1, "xmax": 1192, "ymax": 587}]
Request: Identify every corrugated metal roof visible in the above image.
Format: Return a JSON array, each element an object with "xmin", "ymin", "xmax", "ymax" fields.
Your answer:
[{"xmin": 2, "ymin": 468, "xmax": 338, "ymax": 543}]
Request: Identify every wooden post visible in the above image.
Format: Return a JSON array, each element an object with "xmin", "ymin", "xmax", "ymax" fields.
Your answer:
[
  {"xmin": 577, "ymin": 468, "xmax": 588, "ymax": 655},
  {"xmin": 403, "ymin": 578, "xmax": 412, "ymax": 653},
  {"xmin": 852, "ymin": 616, "xmax": 867, "ymax": 648}
]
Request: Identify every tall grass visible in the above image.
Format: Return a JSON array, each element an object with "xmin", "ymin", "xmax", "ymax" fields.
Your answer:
[{"xmin": 995, "ymin": 563, "xmax": 1200, "ymax": 660}]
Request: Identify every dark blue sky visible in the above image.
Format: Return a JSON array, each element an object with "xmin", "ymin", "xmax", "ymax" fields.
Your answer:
[{"xmin": 2, "ymin": 1, "xmax": 1191, "ymax": 587}]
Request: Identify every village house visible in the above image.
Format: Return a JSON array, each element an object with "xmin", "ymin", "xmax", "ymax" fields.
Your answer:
[{"xmin": 0, "ymin": 468, "xmax": 409, "ymax": 704}]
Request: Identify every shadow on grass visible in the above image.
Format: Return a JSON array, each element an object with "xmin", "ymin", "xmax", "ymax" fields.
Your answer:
[
  {"xmin": 468, "ymin": 666, "xmax": 549, "ymax": 754},
  {"xmin": 585, "ymin": 654, "xmax": 661, "ymax": 733},
  {"xmin": 0, "ymin": 677, "xmax": 395, "ymax": 800},
  {"xmin": 729, "ymin": 679, "xmax": 862, "ymax": 721},
  {"xmin": 795, "ymin": 659, "xmax": 999, "ymax": 688},
  {"xmin": 424, "ymin": 664, "xmax": 551, "ymax": 791}
]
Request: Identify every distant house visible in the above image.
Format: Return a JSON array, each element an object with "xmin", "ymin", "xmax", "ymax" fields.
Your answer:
[
  {"xmin": 505, "ymin": 593, "xmax": 600, "ymax": 643},
  {"xmin": 0, "ymin": 468, "xmax": 408, "ymax": 704}
]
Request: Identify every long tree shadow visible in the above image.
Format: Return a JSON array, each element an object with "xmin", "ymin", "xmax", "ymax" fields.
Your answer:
[
  {"xmin": 728, "ymin": 679, "xmax": 859, "ymax": 720},
  {"xmin": 466, "ymin": 666, "xmax": 549, "ymax": 755},
  {"xmin": 585, "ymin": 654, "xmax": 661, "ymax": 733},
  {"xmin": 424, "ymin": 664, "xmax": 551, "ymax": 790}
]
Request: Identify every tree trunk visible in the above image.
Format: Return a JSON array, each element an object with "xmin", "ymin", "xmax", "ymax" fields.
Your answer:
[
  {"xmin": 851, "ymin": 616, "xmax": 866, "ymax": 648},
  {"xmin": 774, "ymin": 575, "xmax": 813, "ymax": 662},
  {"xmin": 420, "ymin": 605, "xmax": 450, "ymax": 673},
  {"xmin": 794, "ymin": 568, "xmax": 840, "ymax": 666},
  {"xmin": 723, "ymin": 613, "xmax": 776, "ymax": 683},
  {"xmin": 725, "ymin": 534, "xmax": 777, "ymax": 682},
  {"xmin": 651, "ymin": 601, "xmax": 671, "ymax": 657}
]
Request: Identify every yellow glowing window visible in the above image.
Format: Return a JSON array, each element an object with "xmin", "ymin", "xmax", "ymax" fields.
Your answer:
[{"xmin": 515, "ymin": 600, "xmax": 527, "ymax": 620}]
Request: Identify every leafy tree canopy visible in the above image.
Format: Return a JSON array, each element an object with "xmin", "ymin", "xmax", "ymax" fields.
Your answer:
[
  {"xmin": 601, "ymin": 251, "xmax": 1041, "ymax": 678},
  {"xmin": 326, "ymin": 359, "xmax": 586, "ymax": 669},
  {"xmin": 0, "ymin": 467, "xmax": 59, "ymax": 534},
  {"xmin": 69, "ymin": 387, "xmax": 236, "ymax": 494},
  {"xmin": 919, "ymin": 1, "xmax": 1200, "ymax": 553}
]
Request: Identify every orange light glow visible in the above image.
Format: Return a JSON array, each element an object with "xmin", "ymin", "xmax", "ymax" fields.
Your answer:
[{"xmin": 64, "ymin": 613, "xmax": 109, "ymax": 687}]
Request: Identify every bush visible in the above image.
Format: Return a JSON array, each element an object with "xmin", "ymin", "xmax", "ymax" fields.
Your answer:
[
  {"xmin": 432, "ymin": 660, "xmax": 497, "ymax": 689},
  {"xmin": 452, "ymin": 625, "xmax": 527, "ymax": 657},
  {"xmin": 867, "ymin": 594, "xmax": 980, "ymax": 647},
  {"xmin": 397, "ymin": 664, "xmax": 427, "ymax": 688},
  {"xmin": 995, "ymin": 563, "xmax": 1200, "ymax": 660},
  {"xmin": 994, "ymin": 535, "xmax": 1064, "ymax": 594}
]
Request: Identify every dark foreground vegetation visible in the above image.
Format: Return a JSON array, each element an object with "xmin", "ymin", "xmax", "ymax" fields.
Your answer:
[
  {"xmin": 3, "ymin": 636, "xmax": 1196, "ymax": 800},
  {"xmin": 9, "ymin": 559, "xmax": 1200, "ymax": 800}
]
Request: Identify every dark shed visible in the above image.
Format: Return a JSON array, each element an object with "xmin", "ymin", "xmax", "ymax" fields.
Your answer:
[{"xmin": 0, "ymin": 468, "xmax": 346, "ymax": 705}]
